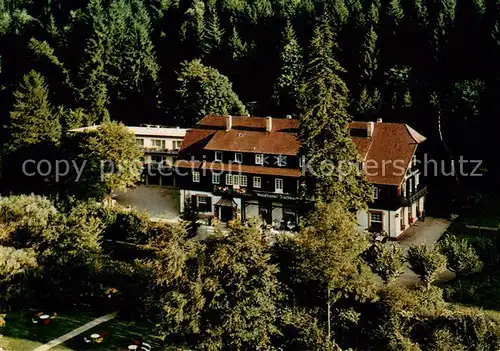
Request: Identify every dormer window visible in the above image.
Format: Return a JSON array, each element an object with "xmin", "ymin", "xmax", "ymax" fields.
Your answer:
[
  {"xmin": 235, "ymin": 153, "xmax": 243, "ymax": 163},
  {"xmin": 215, "ymin": 151, "xmax": 222, "ymax": 162},
  {"xmin": 275, "ymin": 155, "xmax": 287, "ymax": 167},
  {"xmin": 255, "ymin": 154, "xmax": 264, "ymax": 165},
  {"xmin": 299, "ymin": 155, "xmax": 305, "ymax": 168}
]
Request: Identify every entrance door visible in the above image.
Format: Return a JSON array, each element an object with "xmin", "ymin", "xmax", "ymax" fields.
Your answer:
[
  {"xmin": 220, "ymin": 206, "xmax": 234, "ymax": 222},
  {"xmin": 259, "ymin": 204, "xmax": 272, "ymax": 224}
]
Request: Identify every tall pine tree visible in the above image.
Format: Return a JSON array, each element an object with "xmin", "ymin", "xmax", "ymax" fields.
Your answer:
[
  {"xmin": 273, "ymin": 21, "xmax": 303, "ymax": 115},
  {"xmin": 299, "ymin": 19, "xmax": 372, "ymax": 209},
  {"xmin": 5, "ymin": 70, "xmax": 61, "ymax": 153}
]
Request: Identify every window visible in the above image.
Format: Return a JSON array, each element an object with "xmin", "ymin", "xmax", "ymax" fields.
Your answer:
[
  {"xmin": 152, "ymin": 139, "xmax": 166, "ymax": 149},
  {"xmin": 373, "ymin": 187, "xmax": 379, "ymax": 199},
  {"xmin": 255, "ymin": 154, "xmax": 264, "ymax": 165},
  {"xmin": 235, "ymin": 153, "xmax": 243, "ymax": 163},
  {"xmin": 299, "ymin": 155, "xmax": 305, "ymax": 168},
  {"xmin": 197, "ymin": 196, "xmax": 212, "ymax": 212},
  {"xmin": 233, "ymin": 175, "xmax": 240, "ymax": 187},
  {"xmin": 241, "ymin": 175, "xmax": 247, "ymax": 187},
  {"xmin": 275, "ymin": 155, "xmax": 287, "ymax": 167},
  {"xmin": 370, "ymin": 212, "xmax": 383, "ymax": 232},
  {"xmin": 136, "ymin": 138, "xmax": 144, "ymax": 146},
  {"xmin": 192, "ymin": 171, "xmax": 200, "ymax": 183},
  {"xmin": 212, "ymin": 173, "xmax": 220, "ymax": 184},
  {"xmin": 253, "ymin": 176, "xmax": 261, "ymax": 188},
  {"xmin": 173, "ymin": 140, "xmax": 182, "ymax": 150},
  {"xmin": 225, "ymin": 174, "xmax": 233, "ymax": 185},
  {"xmin": 215, "ymin": 151, "xmax": 223, "ymax": 162},
  {"xmin": 275, "ymin": 178, "xmax": 284, "ymax": 193}
]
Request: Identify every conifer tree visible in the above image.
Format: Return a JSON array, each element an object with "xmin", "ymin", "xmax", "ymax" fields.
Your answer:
[
  {"xmin": 273, "ymin": 21, "xmax": 303, "ymax": 114},
  {"xmin": 385, "ymin": 0, "xmax": 404, "ymax": 30},
  {"xmin": 359, "ymin": 25, "xmax": 379, "ymax": 83},
  {"xmin": 78, "ymin": 0, "xmax": 110, "ymax": 123},
  {"xmin": 229, "ymin": 26, "xmax": 248, "ymax": 61},
  {"xmin": 5, "ymin": 70, "xmax": 61, "ymax": 153},
  {"xmin": 299, "ymin": 19, "xmax": 372, "ymax": 209},
  {"xmin": 203, "ymin": 3, "xmax": 224, "ymax": 56},
  {"xmin": 180, "ymin": 0, "xmax": 206, "ymax": 53}
]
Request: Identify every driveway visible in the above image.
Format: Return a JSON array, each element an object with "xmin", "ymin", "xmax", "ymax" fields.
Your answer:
[
  {"xmin": 113, "ymin": 185, "xmax": 180, "ymax": 219},
  {"xmin": 394, "ymin": 217, "xmax": 455, "ymax": 286}
]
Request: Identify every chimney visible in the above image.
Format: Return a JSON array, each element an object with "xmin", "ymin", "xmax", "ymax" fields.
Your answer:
[
  {"xmin": 367, "ymin": 121, "xmax": 374, "ymax": 137},
  {"xmin": 266, "ymin": 116, "xmax": 272, "ymax": 132},
  {"xmin": 226, "ymin": 115, "xmax": 232, "ymax": 131},
  {"xmin": 376, "ymin": 118, "xmax": 383, "ymax": 123}
]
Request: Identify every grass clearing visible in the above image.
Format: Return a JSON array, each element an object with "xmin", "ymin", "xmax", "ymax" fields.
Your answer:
[
  {"xmin": 0, "ymin": 310, "xmax": 97, "ymax": 351},
  {"xmin": 53, "ymin": 317, "xmax": 163, "ymax": 351}
]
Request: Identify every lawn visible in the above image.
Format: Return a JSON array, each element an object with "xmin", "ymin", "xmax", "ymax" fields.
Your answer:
[
  {"xmin": 0, "ymin": 310, "xmax": 97, "ymax": 351},
  {"xmin": 53, "ymin": 317, "xmax": 164, "ymax": 351}
]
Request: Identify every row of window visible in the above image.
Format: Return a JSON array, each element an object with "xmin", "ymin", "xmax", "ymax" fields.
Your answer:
[
  {"xmin": 214, "ymin": 152, "xmax": 306, "ymax": 167},
  {"xmin": 136, "ymin": 138, "xmax": 182, "ymax": 150},
  {"xmin": 192, "ymin": 172, "xmax": 284, "ymax": 191}
]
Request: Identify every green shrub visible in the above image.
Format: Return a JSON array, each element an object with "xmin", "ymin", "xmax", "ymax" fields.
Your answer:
[
  {"xmin": 439, "ymin": 234, "xmax": 483, "ymax": 276},
  {"xmin": 407, "ymin": 244, "xmax": 446, "ymax": 288}
]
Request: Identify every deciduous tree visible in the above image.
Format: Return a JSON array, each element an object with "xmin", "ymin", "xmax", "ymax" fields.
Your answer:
[
  {"xmin": 364, "ymin": 242, "xmax": 405, "ymax": 284},
  {"xmin": 177, "ymin": 59, "xmax": 247, "ymax": 125},
  {"xmin": 296, "ymin": 201, "xmax": 376, "ymax": 341},
  {"xmin": 407, "ymin": 244, "xmax": 446, "ymax": 289}
]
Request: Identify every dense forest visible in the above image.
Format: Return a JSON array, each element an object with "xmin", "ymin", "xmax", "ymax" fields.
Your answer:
[{"xmin": 1, "ymin": 0, "xmax": 499, "ymax": 189}]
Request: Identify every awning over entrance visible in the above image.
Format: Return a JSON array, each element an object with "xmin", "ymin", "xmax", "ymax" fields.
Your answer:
[{"xmin": 215, "ymin": 198, "xmax": 237, "ymax": 208}]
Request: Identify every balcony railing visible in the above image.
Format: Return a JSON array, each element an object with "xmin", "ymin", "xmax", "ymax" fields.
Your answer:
[
  {"xmin": 406, "ymin": 185, "xmax": 428, "ymax": 204},
  {"xmin": 140, "ymin": 146, "xmax": 180, "ymax": 155}
]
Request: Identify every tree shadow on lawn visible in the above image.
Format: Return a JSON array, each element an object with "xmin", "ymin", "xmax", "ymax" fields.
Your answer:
[
  {"xmin": 55, "ymin": 318, "xmax": 163, "ymax": 351},
  {"xmin": 0, "ymin": 310, "xmax": 97, "ymax": 350}
]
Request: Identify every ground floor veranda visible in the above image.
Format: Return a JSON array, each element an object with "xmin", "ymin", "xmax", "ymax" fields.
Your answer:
[{"xmin": 180, "ymin": 190, "xmax": 301, "ymax": 229}]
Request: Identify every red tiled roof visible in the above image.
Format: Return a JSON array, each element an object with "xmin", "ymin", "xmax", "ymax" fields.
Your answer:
[
  {"xmin": 204, "ymin": 130, "xmax": 299, "ymax": 155},
  {"xmin": 198, "ymin": 115, "xmax": 299, "ymax": 132},
  {"xmin": 178, "ymin": 116, "xmax": 426, "ymax": 186},
  {"xmin": 349, "ymin": 122, "xmax": 426, "ymax": 186},
  {"xmin": 179, "ymin": 129, "xmax": 215, "ymax": 153},
  {"xmin": 174, "ymin": 160, "xmax": 301, "ymax": 177}
]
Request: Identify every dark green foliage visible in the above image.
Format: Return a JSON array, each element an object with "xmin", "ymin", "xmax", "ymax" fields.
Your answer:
[
  {"xmin": 180, "ymin": 197, "xmax": 200, "ymax": 238},
  {"xmin": 103, "ymin": 208, "xmax": 150, "ymax": 244},
  {"xmin": 152, "ymin": 219, "xmax": 281, "ymax": 349},
  {"xmin": 407, "ymin": 244, "xmax": 447, "ymax": 288},
  {"xmin": 439, "ymin": 234, "xmax": 483, "ymax": 276},
  {"xmin": 176, "ymin": 59, "xmax": 247, "ymax": 125},
  {"xmin": 66, "ymin": 122, "xmax": 143, "ymax": 200},
  {"xmin": 273, "ymin": 21, "xmax": 303, "ymax": 114},
  {"xmin": 4, "ymin": 70, "xmax": 61, "ymax": 154},
  {"xmin": 299, "ymin": 19, "xmax": 372, "ymax": 209},
  {"xmin": 364, "ymin": 242, "xmax": 405, "ymax": 284}
]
